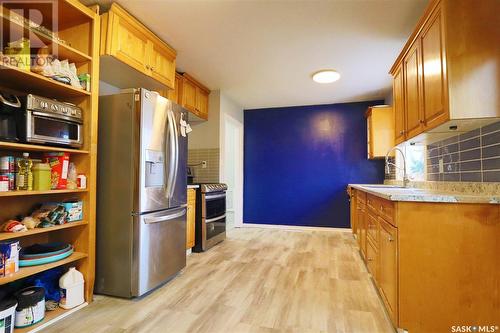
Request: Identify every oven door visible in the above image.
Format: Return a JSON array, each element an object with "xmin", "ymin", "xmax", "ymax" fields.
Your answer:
[
  {"xmin": 205, "ymin": 214, "xmax": 226, "ymax": 240},
  {"xmin": 26, "ymin": 111, "xmax": 83, "ymax": 147},
  {"xmin": 205, "ymin": 191, "xmax": 226, "ymax": 219},
  {"xmin": 202, "ymin": 191, "xmax": 226, "ymax": 249}
]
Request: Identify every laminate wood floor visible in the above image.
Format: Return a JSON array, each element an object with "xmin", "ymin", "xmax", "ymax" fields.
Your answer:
[{"xmin": 46, "ymin": 227, "xmax": 394, "ymax": 333}]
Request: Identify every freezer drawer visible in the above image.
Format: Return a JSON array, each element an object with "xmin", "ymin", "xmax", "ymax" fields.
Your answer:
[{"xmin": 133, "ymin": 206, "xmax": 187, "ymax": 297}]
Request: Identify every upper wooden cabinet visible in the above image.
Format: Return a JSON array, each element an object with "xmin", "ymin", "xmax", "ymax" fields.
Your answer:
[
  {"xmin": 366, "ymin": 106, "xmax": 394, "ymax": 159},
  {"xmin": 403, "ymin": 41, "xmax": 423, "ymax": 139},
  {"xmin": 100, "ymin": 3, "xmax": 176, "ymax": 90},
  {"xmin": 168, "ymin": 73, "xmax": 210, "ymax": 120},
  {"xmin": 393, "ymin": 64, "xmax": 405, "ymax": 145},
  {"xmin": 390, "ymin": 0, "xmax": 499, "ymax": 143}
]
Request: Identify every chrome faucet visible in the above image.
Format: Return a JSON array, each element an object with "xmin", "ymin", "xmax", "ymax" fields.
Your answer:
[{"xmin": 385, "ymin": 147, "xmax": 409, "ymax": 187}]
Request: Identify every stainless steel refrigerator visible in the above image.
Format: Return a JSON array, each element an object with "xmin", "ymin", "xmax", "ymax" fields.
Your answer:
[{"xmin": 95, "ymin": 88, "xmax": 187, "ymax": 298}]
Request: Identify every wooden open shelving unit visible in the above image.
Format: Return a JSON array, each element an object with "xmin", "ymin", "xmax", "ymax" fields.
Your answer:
[
  {"xmin": 0, "ymin": 221, "xmax": 87, "ymax": 241},
  {"xmin": 0, "ymin": 0, "xmax": 99, "ymax": 331}
]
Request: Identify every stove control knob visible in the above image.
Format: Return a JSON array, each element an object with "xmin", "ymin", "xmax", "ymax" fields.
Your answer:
[{"xmin": 71, "ymin": 109, "xmax": 77, "ymax": 115}]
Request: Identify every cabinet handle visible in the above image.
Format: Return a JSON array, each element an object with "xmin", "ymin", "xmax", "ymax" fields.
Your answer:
[
  {"xmin": 367, "ymin": 257, "xmax": 373, "ymax": 262},
  {"xmin": 420, "ymin": 119, "xmax": 424, "ymax": 124},
  {"xmin": 388, "ymin": 236, "xmax": 394, "ymax": 242},
  {"xmin": 399, "ymin": 130, "xmax": 404, "ymax": 135},
  {"xmin": 380, "ymin": 205, "xmax": 384, "ymax": 211},
  {"xmin": 146, "ymin": 65, "xmax": 150, "ymax": 70},
  {"xmin": 151, "ymin": 67, "xmax": 155, "ymax": 71}
]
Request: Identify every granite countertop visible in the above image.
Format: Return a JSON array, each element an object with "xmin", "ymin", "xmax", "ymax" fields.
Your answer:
[
  {"xmin": 187, "ymin": 185, "xmax": 200, "ymax": 189},
  {"xmin": 348, "ymin": 184, "xmax": 500, "ymax": 204}
]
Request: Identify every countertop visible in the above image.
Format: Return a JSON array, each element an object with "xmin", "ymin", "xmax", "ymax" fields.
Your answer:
[
  {"xmin": 187, "ymin": 185, "xmax": 200, "ymax": 189},
  {"xmin": 348, "ymin": 184, "xmax": 500, "ymax": 204}
]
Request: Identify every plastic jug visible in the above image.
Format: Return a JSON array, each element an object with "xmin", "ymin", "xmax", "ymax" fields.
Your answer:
[{"xmin": 59, "ymin": 267, "xmax": 84, "ymax": 309}]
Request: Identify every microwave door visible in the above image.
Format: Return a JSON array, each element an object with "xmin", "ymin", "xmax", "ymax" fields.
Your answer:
[{"xmin": 139, "ymin": 89, "xmax": 171, "ymax": 213}]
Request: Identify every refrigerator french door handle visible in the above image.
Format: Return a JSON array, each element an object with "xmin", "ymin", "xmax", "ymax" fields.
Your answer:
[
  {"xmin": 169, "ymin": 108, "xmax": 180, "ymax": 200},
  {"xmin": 165, "ymin": 108, "xmax": 176, "ymax": 200},
  {"xmin": 143, "ymin": 207, "xmax": 187, "ymax": 224}
]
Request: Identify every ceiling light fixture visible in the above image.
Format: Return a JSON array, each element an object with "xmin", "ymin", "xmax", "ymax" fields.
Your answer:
[{"xmin": 312, "ymin": 70, "xmax": 341, "ymax": 84}]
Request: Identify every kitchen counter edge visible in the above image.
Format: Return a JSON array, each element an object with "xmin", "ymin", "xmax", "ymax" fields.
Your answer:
[{"xmin": 348, "ymin": 184, "xmax": 500, "ymax": 204}]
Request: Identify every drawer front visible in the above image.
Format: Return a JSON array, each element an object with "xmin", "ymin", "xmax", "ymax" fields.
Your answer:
[
  {"xmin": 367, "ymin": 194, "xmax": 378, "ymax": 212},
  {"xmin": 366, "ymin": 238, "xmax": 378, "ymax": 280},
  {"xmin": 378, "ymin": 199, "xmax": 395, "ymax": 226},
  {"xmin": 357, "ymin": 190, "xmax": 366, "ymax": 204}
]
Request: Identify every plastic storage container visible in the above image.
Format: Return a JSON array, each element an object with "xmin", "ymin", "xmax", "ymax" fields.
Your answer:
[
  {"xmin": 59, "ymin": 267, "xmax": 84, "ymax": 309},
  {"xmin": 0, "ymin": 298, "xmax": 16, "ymax": 333},
  {"xmin": 32, "ymin": 163, "xmax": 51, "ymax": 191}
]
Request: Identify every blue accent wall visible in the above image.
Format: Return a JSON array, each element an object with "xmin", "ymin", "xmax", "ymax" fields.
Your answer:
[{"xmin": 244, "ymin": 101, "xmax": 385, "ymax": 228}]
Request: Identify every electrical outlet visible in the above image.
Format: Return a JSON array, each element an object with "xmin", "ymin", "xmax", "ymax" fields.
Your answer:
[
  {"xmin": 201, "ymin": 161, "xmax": 207, "ymax": 169},
  {"xmin": 439, "ymin": 159, "xmax": 444, "ymax": 173}
]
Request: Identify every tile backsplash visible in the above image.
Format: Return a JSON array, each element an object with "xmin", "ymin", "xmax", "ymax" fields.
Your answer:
[
  {"xmin": 188, "ymin": 148, "xmax": 220, "ymax": 183},
  {"xmin": 426, "ymin": 121, "xmax": 500, "ymax": 182}
]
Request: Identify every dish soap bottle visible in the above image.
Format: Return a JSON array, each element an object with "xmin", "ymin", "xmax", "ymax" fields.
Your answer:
[
  {"xmin": 59, "ymin": 267, "xmax": 84, "ymax": 309},
  {"xmin": 16, "ymin": 152, "xmax": 33, "ymax": 191}
]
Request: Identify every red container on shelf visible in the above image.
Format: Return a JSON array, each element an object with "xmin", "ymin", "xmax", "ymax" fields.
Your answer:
[{"xmin": 44, "ymin": 152, "xmax": 70, "ymax": 189}]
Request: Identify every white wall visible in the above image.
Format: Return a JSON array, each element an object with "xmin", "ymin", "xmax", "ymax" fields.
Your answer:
[
  {"xmin": 99, "ymin": 80, "xmax": 120, "ymax": 95},
  {"xmin": 219, "ymin": 92, "xmax": 244, "ymax": 229},
  {"xmin": 188, "ymin": 91, "xmax": 221, "ymax": 150}
]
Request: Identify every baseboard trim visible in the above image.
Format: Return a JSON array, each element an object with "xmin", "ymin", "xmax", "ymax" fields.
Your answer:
[{"xmin": 240, "ymin": 223, "xmax": 351, "ymax": 233}]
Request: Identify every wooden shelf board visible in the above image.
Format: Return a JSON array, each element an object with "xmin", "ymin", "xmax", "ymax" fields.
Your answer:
[
  {"xmin": 14, "ymin": 302, "xmax": 88, "ymax": 333},
  {"xmin": 0, "ymin": 64, "xmax": 91, "ymax": 98},
  {"xmin": 0, "ymin": 220, "xmax": 87, "ymax": 241},
  {"xmin": 0, "ymin": 141, "xmax": 89, "ymax": 154},
  {"xmin": 0, "ymin": 6, "xmax": 92, "ymax": 63},
  {"xmin": 0, "ymin": 189, "xmax": 88, "ymax": 197},
  {"xmin": 0, "ymin": 252, "xmax": 87, "ymax": 285}
]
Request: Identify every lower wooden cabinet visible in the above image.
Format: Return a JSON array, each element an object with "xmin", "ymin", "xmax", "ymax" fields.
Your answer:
[
  {"xmin": 186, "ymin": 188, "xmax": 196, "ymax": 249},
  {"xmin": 349, "ymin": 187, "xmax": 499, "ymax": 332},
  {"xmin": 378, "ymin": 217, "xmax": 398, "ymax": 324},
  {"xmin": 352, "ymin": 190, "xmax": 397, "ymax": 327},
  {"xmin": 366, "ymin": 237, "xmax": 379, "ymax": 281}
]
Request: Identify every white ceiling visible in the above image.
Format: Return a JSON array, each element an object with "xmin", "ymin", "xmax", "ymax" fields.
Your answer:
[{"xmin": 89, "ymin": 0, "xmax": 427, "ymax": 109}]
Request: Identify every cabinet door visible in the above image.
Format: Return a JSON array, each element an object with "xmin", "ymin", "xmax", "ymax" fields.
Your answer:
[
  {"xmin": 421, "ymin": 6, "xmax": 448, "ymax": 130},
  {"xmin": 149, "ymin": 41, "xmax": 176, "ymax": 90},
  {"xmin": 350, "ymin": 189, "xmax": 357, "ymax": 234},
  {"xmin": 404, "ymin": 41, "xmax": 424, "ymax": 139},
  {"xmin": 379, "ymin": 217, "xmax": 398, "ymax": 325},
  {"xmin": 186, "ymin": 189, "xmax": 196, "ymax": 249},
  {"xmin": 196, "ymin": 87, "xmax": 209, "ymax": 120},
  {"xmin": 366, "ymin": 212, "xmax": 379, "ymax": 246},
  {"xmin": 357, "ymin": 206, "xmax": 367, "ymax": 259},
  {"xmin": 109, "ymin": 11, "xmax": 149, "ymax": 74},
  {"xmin": 366, "ymin": 238, "xmax": 378, "ymax": 281},
  {"xmin": 393, "ymin": 64, "xmax": 406, "ymax": 145},
  {"xmin": 167, "ymin": 73, "xmax": 182, "ymax": 104},
  {"xmin": 181, "ymin": 78, "xmax": 197, "ymax": 113}
]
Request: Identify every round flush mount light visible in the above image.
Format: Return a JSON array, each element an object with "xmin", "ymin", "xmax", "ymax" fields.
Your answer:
[{"xmin": 312, "ymin": 69, "xmax": 341, "ymax": 84}]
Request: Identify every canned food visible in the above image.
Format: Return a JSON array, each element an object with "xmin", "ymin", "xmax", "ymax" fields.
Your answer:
[
  {"xmin": 0, "ymin": 172, "xmax": 15, "ymax": 190},
  {"xmin": 0, "ymin": 156, "xmax": 15, "ymax": 173},
  {"xmin": 0, "ymin": 175, "xmax": 9, "ymax": 192}
]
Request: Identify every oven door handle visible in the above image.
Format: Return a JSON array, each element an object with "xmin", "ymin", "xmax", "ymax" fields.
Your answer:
[
  {"xmin": 31, "ymin": 111, "xmax": 83, "ymax": 124},
  {"xmin": 206, "ymin": 214, "xmax": 226, "ymax": 223},
  {"xmin": 205, "ymin": 193, "xmax": 226, "ymax": 201}
]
